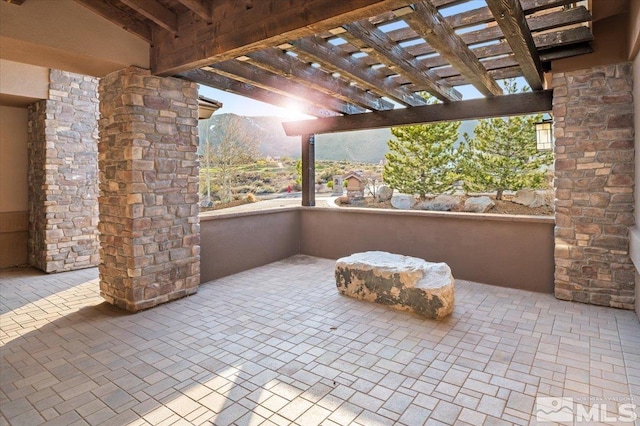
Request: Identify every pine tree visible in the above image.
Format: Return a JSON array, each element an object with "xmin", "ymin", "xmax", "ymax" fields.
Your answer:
[
  {"xmin": 383, "ymin": 106, "xmax": 460, "ymax": 200},
  {"xmin": 457, "ymin": 80, "xmax": 553, "ymax": 200}
]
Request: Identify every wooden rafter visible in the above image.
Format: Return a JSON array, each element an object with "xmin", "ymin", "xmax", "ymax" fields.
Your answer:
[
  {"xmin": 151, "ymin": 0, "xmax": 415, "ymax": 75},
  {"xmin": 342, "ymin": 19, "xmax": 462, "ymax": 102},
  {"xmin": 410, "ymin": 7, "xmax": 592, "ymax": 70},
  {"xmin": 209, "ymin": 60, "xmax": 367, "ymax": 115},
  {"xmin": 486, "ymin": 0, "xmax": 544, "ymax": 90},
  {"xmin": 243, "ymin": 48, "xmax": 394, "ymax": 111},
  {"xmin": 383, "ymin": 6, "xmax": 590, "ymax": 68},
  {"xmin": 176, "ymin": 0, "xmax": 211, "ymax": 22},
  {"xmin": 447, "ymin": 0, "xmax": 582, "ymax": 30},
  {"xmin": 73, "ymin": 0, "xmax": 152, "ymax": 42},
  {"xmin": 405, "ymin": 1, "xmax": 502, "ymax": 97},
  {"xmin": 443, "ymin": 67, "xmax": 522, "ymax": 86},
  {"xmin": 121, "ymin": 0, "xmax": 178, "ymax": 34},
  {"xmin": 289, "ymin": 36, "xmax": 429, "ymax": 107},
  {"xmin": 283, "ymin": 90, "xmax": 553, "ymax": 136},
  {"xmin": 178, "ymin": 68, "xmax": 340, "ymax": 118}
]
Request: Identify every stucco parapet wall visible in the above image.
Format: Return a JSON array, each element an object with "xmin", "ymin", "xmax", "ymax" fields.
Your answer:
[
  {"xmin": 199, "ymin": 206, "xmax": 299, "ymax": 222},
  {"xmin": 199, "ymin": 205, "xmax": 554, "ymax": 225}
]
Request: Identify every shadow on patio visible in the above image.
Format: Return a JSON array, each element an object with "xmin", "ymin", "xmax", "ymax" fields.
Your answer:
[{"xmin": 1, "ymin": 255, "xmax": 639, "ymax": 425}]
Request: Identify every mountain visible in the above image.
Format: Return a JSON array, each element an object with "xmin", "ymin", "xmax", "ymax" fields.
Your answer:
[{"xmin": 200, "ymin": 113, "xmax": 477, "ymax": 163}]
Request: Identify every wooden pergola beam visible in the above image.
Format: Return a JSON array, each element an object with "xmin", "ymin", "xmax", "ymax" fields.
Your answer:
[
  {"xmin": 342, "ymin": 20, "xmax": 462, "ymax": 102},
  {"xmin": 404, "ymin": 1, "xmax": 502, "ymax": 97},
  {"xmin": 244, "ymin": 48, "xmax": 394, "ymax": 111},
  {"xmin": 301, "ymin": 134, "xmax": 316, "ymax": 207},
  {"xmin": 409, "ymin": 8, "xmax": 592, "ymax": 70},
  {"xmin": 486, "ymin": 0, "xmax": 544, "ymax": 90},
  {"xmin": 209, "ymin": 60, "xmax": 366, "ymax": 115},
  {"xmin": 176, "ymin": 0, "xmax": 211, "ymax": 22},
  {"xmin": 290, "ymin": 36, "xmax": 429, "ymax": 107},
  {"xmin": 283, "ymin": 90, "xmax": 552, "ymax": 136},
  {"xmin": 178, "ymin": 68, "xmax": 340, "ymax": 118},
  {"xmin": 446, "ymin": 0, "xmax": 582, "ymax": 30},
  {"xmin": 386, "ymin": 5, "xmax": 590, "ymax": 57},
  {"xmin": 121, "ymin": 0, "xmax": 178, "ymax": 34},
  {"xmin": 73, "ymin": 0, "xmax": 152, "ymax": 42},
  {"xmin": 151, "ymin": 0, "xmax": 414, "ymax": 76}
]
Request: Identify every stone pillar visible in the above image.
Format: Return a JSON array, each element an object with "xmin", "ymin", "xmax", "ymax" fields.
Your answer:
[
  {"xmin": 98, "ymin": 67, "xmax": 200, "ymax": 312},
  {"xmin": 27, "ymin": 70, "xmax": 100, "ymax": 273},
  {"xmin": 553, "ymin": 62, "xmax": 635, "ymax": 309}
]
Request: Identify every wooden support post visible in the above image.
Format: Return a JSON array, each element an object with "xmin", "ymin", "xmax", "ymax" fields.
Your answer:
[{"xmin": 301, "ymin": 134, "xmax": 315, "ymax": 207}]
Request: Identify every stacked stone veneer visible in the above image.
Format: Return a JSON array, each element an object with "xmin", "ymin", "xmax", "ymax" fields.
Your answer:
[
  {"xmin": 553, "ymin": 62, "xmax": 635, "ymax": 309},
  {"xmin": 98, "ymin": 67, "xmax": 200, "ymax": 312},
  {"xmin": 27, "ymin": 70, "xmax": 100, "ymax": 273}
]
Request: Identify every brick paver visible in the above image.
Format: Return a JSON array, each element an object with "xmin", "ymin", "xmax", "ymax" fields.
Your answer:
[{"xmin": 1, "ymin": 256, "xmax": 639, "ymax": 425}]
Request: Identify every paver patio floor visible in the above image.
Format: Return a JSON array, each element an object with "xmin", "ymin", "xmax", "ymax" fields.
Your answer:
[{"xmin": 1, "ymin": 255, "xmax": 639, "ymax": 425}]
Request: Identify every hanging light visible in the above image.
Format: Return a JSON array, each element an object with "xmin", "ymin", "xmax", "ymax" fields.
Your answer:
[{"xmin": 535, "ymin": 119, "xmax": 553, "ymax": 151}]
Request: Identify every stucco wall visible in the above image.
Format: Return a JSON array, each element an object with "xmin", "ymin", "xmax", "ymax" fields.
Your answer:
[
  {"xmin": 0, "ymin": 59, "xmax": 49, "ymax": 107},
  {"xmin": 200, "ymin": 208, "xmax": 555, "ymax": 293},
  {"xmin": 0, "ymin": 0, "xmax": 149, "ymax": 77},
  {"xmin": 301, "ymin": 208, "xmax": 555, "ymax": 293},
  {"xmin": 0, "ymin": 105, "xmax": 28, "ymax": 267},
  {"xmin": 200, "ymin": 209, "xmax": 301, "ymax": 282}
]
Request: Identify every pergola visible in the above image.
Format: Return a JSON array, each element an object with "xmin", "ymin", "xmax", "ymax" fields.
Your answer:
[{"xmin": 74, "ymin": 0, "xmax": 591, "ymax": 205}]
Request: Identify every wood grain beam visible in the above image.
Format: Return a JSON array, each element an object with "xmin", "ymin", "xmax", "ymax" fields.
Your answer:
[
  {"xmin": 443, "ymin": 66, "xmax": 522, "ymax": 86},
  {"xmin": 409, "ymin": 7, "xmax": 591, "ymax": 69},
  {"xmin": 486, "ymin": 0, "xmax": 544, "ymax": 90},
  {"xmin": 73, "ymin": 0, "xmax": 152, "ymax": 42},
  {"xmin": 3, "ymin": 0, "xmax": 26, "ymax": 5},
  {"xmin": 283, "ymin": 90, "xmax": 552, "ymax": 135},
  {"xmin": 290, "ymin": 35, "xmax": 429, "ymax": 107},
  {"xmin": 342, "ymin": 19, "xmax": 462, "ymax": 102},
  {"xmin": 209, "ymin": 60, "xmax": 367, "ymax": 115},
  {"xmin": 244, "ymin": 48, "xmax": 394, "ymax": 111},
  {"xmin": 121, "ymin": 0, "xmax": 178, "ymax": 34},
  {"xmin": 178, "ymin": 68, "xmax": 340, "ymax": 118},
  {"xmin": 446, "ymin": 0, "xmax": 583, "ymax": 30},
  {"xmin": 152, "ymin": 0, "xmax": 414, "ymax": 76},
  {"xmin": 176, "ymin": 0, "xmax": 211, "ymax": 22},
  {"xmin": 405, "ymin": 1, "xmax": 502, "ymax": 97}
]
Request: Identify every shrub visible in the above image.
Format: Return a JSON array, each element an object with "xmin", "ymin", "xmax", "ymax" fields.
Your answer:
[{"xmin": 245, "ymin": 193, "xmax": 257, "ymax": 203}]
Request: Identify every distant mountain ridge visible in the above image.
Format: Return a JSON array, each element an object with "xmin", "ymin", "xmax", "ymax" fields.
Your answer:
[{"xmin": 201, "ymin": 113, "xmax": 477, "ymax": 163}]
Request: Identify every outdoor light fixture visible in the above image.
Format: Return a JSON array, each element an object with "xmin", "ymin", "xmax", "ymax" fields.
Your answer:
[{"xmin": 535, "ymin": 119, "xmax": 553, "ymax": 151}]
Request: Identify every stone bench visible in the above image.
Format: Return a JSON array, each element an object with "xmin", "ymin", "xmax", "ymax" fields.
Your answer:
[{"xmin": 335, "ymin": 251, "xmax": 454, "ymax": 320}]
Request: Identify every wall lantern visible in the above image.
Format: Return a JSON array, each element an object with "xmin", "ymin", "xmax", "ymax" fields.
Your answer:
[{"xmin": 535, "ymin": 119, "xmax": 553, "ymax": 151}]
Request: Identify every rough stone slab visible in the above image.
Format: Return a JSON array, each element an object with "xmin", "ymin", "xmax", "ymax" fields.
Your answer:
[
  {"xmin": 335, "ymin": 251, "xmax": 454, "ymax": 320},
  {"xmin": 464, "ymin": 196, "xmax": 495, "ymax": 213}
]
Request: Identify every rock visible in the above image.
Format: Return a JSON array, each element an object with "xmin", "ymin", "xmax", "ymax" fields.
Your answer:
[
  {"xmin": 418, "ymin": 194, "xmax": 463, "ymax": 211},
  {"xmin": 463, "ymin": 196, "xmax": 495, "ymax": 213},
  {"xmin": 512, "ymin": 189, "xmax": 536, "ymax": 206},
  {"xmin": 335, "ymin": 251, "xmax": 455, "ymax": 320},
  {"xmin": 391, "ymin": 194, "xmax": 415, "ymax": 210},
  {"xmin": 377, "ymin": 185, "xmax": 393, "ymax": 202},
  {"xmin": 512, "ymin": 189, "xmax": 550, "ymax": 208}
]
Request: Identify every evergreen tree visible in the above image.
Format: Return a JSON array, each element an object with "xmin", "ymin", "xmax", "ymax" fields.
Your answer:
[
  {"xmin": 457, "ymin": 80, "xmax": 553, "ymax": 200},
  {"xmin": 383, "ymin": 99, "xmax": 460, "ymax": 200}
]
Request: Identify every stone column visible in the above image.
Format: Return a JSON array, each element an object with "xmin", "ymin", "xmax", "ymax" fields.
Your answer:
[
  {"xmin": 27, "ymin": 70, "xmax": 100, "ymax": 272},
  {"xmin": 553, "ymin": 62, "xmax": 635, "ymax": 309},
  {"xmin": 98, "ymin": 67, "xmax": 200, "ymax": 312}
]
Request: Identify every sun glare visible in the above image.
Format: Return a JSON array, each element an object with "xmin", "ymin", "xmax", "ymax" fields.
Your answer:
[{"xmin": 279, "ymin": 103, "xmax": 315, "ymax": 121}]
